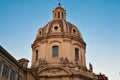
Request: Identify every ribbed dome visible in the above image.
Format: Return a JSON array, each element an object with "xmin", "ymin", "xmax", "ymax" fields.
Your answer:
[
  {"xmin": 32, "ymin": 20, "xmax": 86, "ymax": 47},
  {"xmin": 32, "ymin": 5, "xmax": 86, "ymax": 48},
  {"xmin": 41, "ymin": 20, "xmax": 82, "ymax": 36}
]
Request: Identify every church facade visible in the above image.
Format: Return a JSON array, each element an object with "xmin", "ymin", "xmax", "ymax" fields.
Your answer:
[{"xmin": 0, "ymin": 4, "xmax": 108, "ymax": 80}]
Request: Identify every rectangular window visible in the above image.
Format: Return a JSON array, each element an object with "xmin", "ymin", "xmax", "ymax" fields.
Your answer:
[
  {"xmin": 58, "ymin": 12, "xmax": 60, "ymax": 18},
  {"xmin": 10, "ymin": 70, "xmax": 16, "ymax": 80},
  {"xmin": 62, "ymin": 12, "xmax": 64, "ymax": 19},
  {"xmin": 36, "ymin": 50, "xmax": 38, "ymax": 62},
  {"xmin": 2, "ymin": 65, "xmax": 9, "ymax": 78},
  {"xmin": 52, "ymin": 46, "xmax": 58, "ymax": 57},
  {"xmin": 18, "ymin": 75, "xmax": 23, "ymax": 80},
  {"xmin": 0, "ymin": 62, "xmax": 2, "ymax": 74},
  {"xmin": 75, "ymin": 48, "xmax": 79, "ymax": 61}
]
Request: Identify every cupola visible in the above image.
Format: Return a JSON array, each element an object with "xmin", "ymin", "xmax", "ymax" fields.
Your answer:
[{"xmin": 53, "ymin": 4, "xmax": 66, "ymax": 20}]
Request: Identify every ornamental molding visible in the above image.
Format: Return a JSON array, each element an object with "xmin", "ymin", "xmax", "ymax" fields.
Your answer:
[
  {"xmin": 72, "ymin": 43, "xmax": 83, "ymax": 48},
  {"xmin": 49, "ymin": 40, "xmax": 61, "ymax": 44}
]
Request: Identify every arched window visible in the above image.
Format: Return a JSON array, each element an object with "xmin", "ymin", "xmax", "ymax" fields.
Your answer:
[
  {"xmin": 35, "ymin": 50, "xmax": 38, "ymax": 62},
  {"xmin": 52, "ymin": 46, "xmax": 59, "ymax": 57},
  {"xmin": 75, "ymin": 48, "xmax": 79, "ymax": 61}
]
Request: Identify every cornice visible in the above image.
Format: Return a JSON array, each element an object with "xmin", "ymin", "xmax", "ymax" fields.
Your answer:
[{"xmin": 32, "ymin": 34, "xmax": 86, "ymax": 49}]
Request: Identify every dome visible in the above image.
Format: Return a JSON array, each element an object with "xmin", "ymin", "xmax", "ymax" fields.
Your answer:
[
  {"xmin": 31, "ymin": 4, "xmax": 86, "ymax": 68},
  {"xmin": 33, "ymin": 20, "xmax": 85, "ymax": 45},
  {"xmin": 32, "ymin": 5, "xmax": 86, "ymax": 48}
]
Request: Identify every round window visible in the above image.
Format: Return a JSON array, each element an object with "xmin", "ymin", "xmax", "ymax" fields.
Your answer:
[{"xmin": 54, "ymin": 26, "xmax": 58, "ymax": 30}]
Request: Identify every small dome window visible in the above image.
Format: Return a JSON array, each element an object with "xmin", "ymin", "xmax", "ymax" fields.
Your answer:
[
  {"xmin": 39, "ymin": 31, "xmax": 42, "ymax": 34},
  {"xmin": 54, "ymin": 26, "xmax": 58, "ymax": 30},
  {"xmin": 73, "ymin": 29, "xmax": 76, "ymax": 33}
]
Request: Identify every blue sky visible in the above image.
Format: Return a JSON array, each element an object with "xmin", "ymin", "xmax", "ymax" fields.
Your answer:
[{"xmin": 0, "ymin": 0, "xmax": 120, "ymax": 80}]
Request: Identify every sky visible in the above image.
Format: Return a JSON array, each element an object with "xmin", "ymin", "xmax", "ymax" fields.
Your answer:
[{"xmin": 0, "ymin": 0, "xmax": 120, "ymax": 80}]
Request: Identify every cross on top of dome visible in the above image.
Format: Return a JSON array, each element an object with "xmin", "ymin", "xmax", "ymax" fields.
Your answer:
[{"xmin": 58, "ymin": 0, "xmax": 61, "ymax": 6}]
